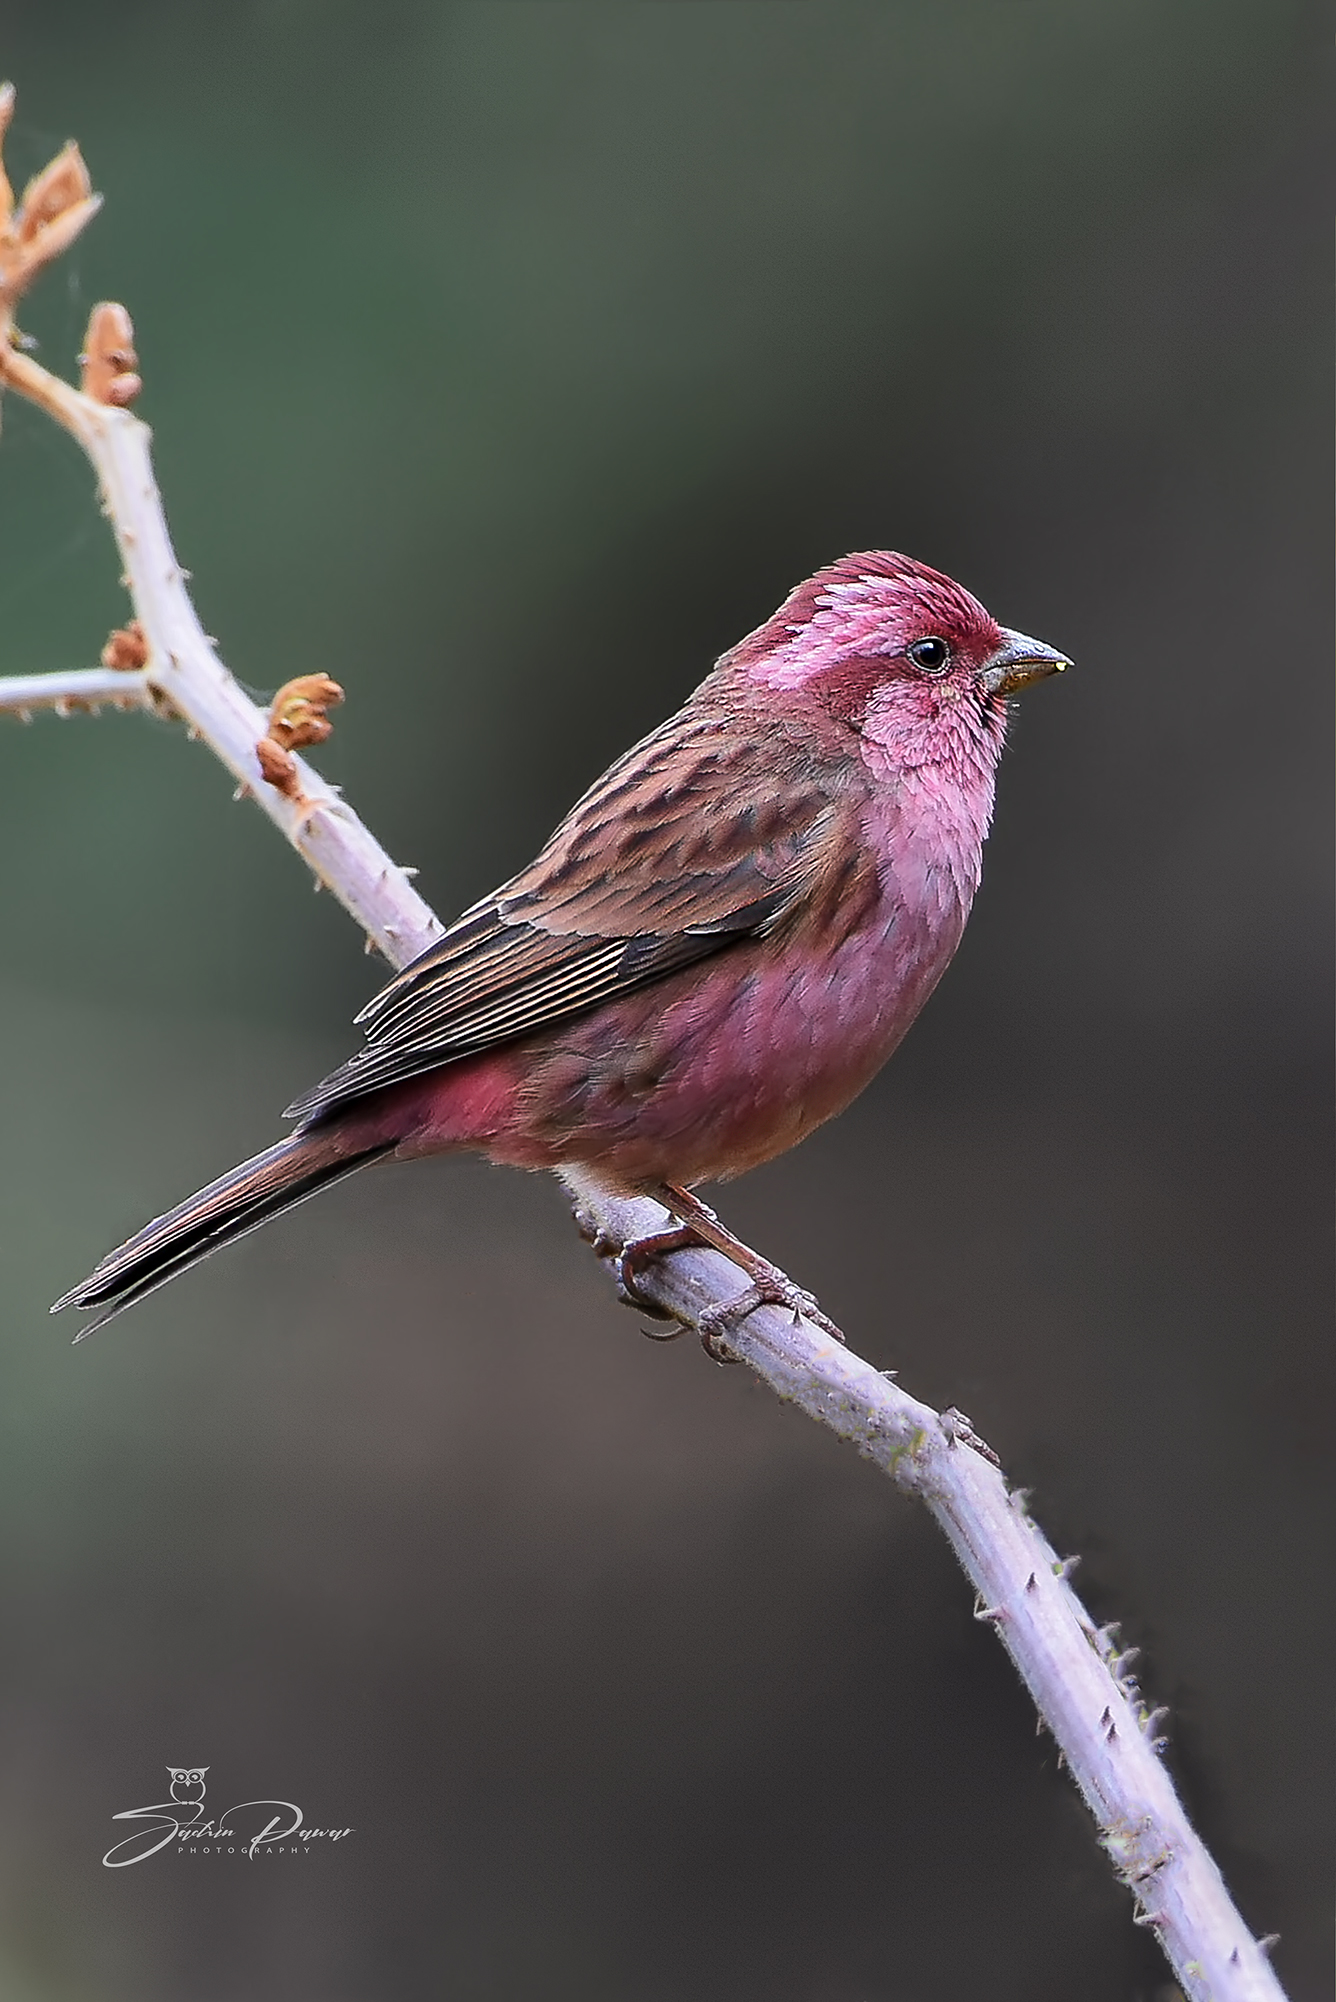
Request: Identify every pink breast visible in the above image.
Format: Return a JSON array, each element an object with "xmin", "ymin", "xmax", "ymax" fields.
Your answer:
[{"xmin": 392, "ymin": 776, "xmax": 990, "ymax": 1191}]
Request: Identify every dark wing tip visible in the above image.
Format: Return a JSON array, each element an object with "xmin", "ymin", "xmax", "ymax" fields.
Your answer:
[
  {"xmin": 53, "ymin": 1267, "xmax": 148, "ymax": 1334},
  {"xmin": 51, "ymin": 1273, "xmax": 102, "ymax": 1314}
]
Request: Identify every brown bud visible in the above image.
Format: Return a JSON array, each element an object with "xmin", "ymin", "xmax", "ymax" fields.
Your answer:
[
  {"xmin": 100, "ymin": 618, "xmax": 149, "ymax": 671},
  {"xmin": 0, "ymin": 114, "xmax": 101, "ymax": 314},
  {"xmin": 17, "ymin": 142, "xmax": 91, "ymax": 243},
  {"xmin": 255, "ymin": 735, "xmax": 300, "ymax": 798},
  {"xmin": 265, "ymin": 672, "xmax": 344, "ymax": 751},
  {"xmin": 81, "ymin": 302, "xmax": 141, "ymax": 406}
]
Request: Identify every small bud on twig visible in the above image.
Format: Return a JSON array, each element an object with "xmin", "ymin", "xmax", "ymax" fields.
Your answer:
[
  {"xmin": 255, "ymin": 672, "xmax": 344, "ymax": 801},
  {"xmin": 256, "ymin": 735, "xmax": 299, "ymax": 795},
  {"xmin": 266, "ymin": 672, "xmax": 344, "ymax": 752},
  {"xmin": 0, "ymin": 94, "xmax": 101, "ymax": 321},
  {"xmin": 100, "ymin": 619, "xmax": 148, "ymax": 671},
  {"xmin": 17, "ymin": 146, "xmax": 87, "ymax": 243},
  {"xmin": 80, "ymin": 303, "xmax": 141, "ymax": 406}
]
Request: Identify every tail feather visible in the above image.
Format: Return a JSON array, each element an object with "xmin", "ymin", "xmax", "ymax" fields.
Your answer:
[{"xmin": 52, "ymin": 1129, "xmax": 394, "ymax": 1337}]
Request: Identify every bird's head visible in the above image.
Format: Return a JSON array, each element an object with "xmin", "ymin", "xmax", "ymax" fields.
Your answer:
[{"xmin": 725, "ymin": 552, "xmax": 1068, "ymax": 772}]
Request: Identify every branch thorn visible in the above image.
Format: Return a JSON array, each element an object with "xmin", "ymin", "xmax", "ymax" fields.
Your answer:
[{"xmin": 940, "ymin": 1406, "xmax": 1001, "ymax": 1465}]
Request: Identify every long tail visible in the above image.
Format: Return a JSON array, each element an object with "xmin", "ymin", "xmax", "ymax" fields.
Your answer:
[{"xmin": 51, "ymin": 1127, "xmax": 395, "ymax": 1337}]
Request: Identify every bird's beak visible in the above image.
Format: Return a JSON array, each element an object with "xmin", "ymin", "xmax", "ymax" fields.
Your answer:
[{"xmin": 976, "ymin": 628, "xmax": 1071, "ymax": 697}]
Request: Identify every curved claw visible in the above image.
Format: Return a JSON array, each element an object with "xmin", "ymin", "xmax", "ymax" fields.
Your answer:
[{"xmin": 614, "ymin": 1224, "xmax": 700, "ymax": 1326}]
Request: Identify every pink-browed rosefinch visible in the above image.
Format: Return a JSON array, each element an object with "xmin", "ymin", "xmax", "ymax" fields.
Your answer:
[{"xmin": 55, "ymin": 552, "xmax": 1067, "ymax": 1340}]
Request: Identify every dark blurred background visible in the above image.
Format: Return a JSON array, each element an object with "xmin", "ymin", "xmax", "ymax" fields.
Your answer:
[{"xmin": 0, "ymin": 4, "xmax": 1328, "ymax": 1998}]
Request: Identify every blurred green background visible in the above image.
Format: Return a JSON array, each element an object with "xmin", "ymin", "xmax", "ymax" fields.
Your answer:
[{"xmin": 0, "ymin": 4, "xmax": 1328, "ymax": 1998}]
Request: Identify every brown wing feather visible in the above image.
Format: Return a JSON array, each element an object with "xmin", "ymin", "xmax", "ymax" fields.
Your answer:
[{"xmin": 286, "ymin": 698, "xmax": 863, "ymax": 1124}]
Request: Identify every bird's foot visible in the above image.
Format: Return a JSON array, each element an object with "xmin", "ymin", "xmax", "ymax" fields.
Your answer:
[
  {"xmin": 571, "ymin": 1198, "xmax": 692, "ymax": 1330},
  {"xmin": 614, "ymin": 1224, "xmax": 702, "ymax": 1330},
  {"xmin": 696, "ymin": 1262, "xmax": 846, "ymax": 1359},
  {"xmin": 573, "ymin": 1184, "xmax": 843, "ymax": 1361}
]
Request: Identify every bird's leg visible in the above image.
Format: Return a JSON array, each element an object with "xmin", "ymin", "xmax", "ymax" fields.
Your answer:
[
  {"xmin": 649, "ymin": 1182, "xmax": 846, "ymax": 1353},
  {"xmin": 570, "ymin": 1180, "xmax": 844, "ymax": 1358}
]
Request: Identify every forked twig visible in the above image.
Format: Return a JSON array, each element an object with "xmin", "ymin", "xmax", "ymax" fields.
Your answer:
[{"xmin": 0, "ymin": 90, "xmax": 1285, "ymax": 2002}]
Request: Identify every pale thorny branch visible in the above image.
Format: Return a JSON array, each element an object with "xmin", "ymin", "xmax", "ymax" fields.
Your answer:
[
  {"xmin": 0, "ymin": 664, "xmax": 150, "ymax": 716},
  {"xmin": 0, "ymin": 92, "xmax": 1286, "ymax": 2002}
]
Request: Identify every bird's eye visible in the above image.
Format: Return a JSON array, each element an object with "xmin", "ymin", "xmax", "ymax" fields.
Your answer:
[{"xmin": 908, "ymin": 637, "xmax": 951, "ymax": 674}]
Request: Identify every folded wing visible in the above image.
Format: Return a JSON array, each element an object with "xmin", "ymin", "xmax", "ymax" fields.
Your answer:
[{"xmin": 287, "ymin": 702, "xmax": 861, "ymax": 1124}]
